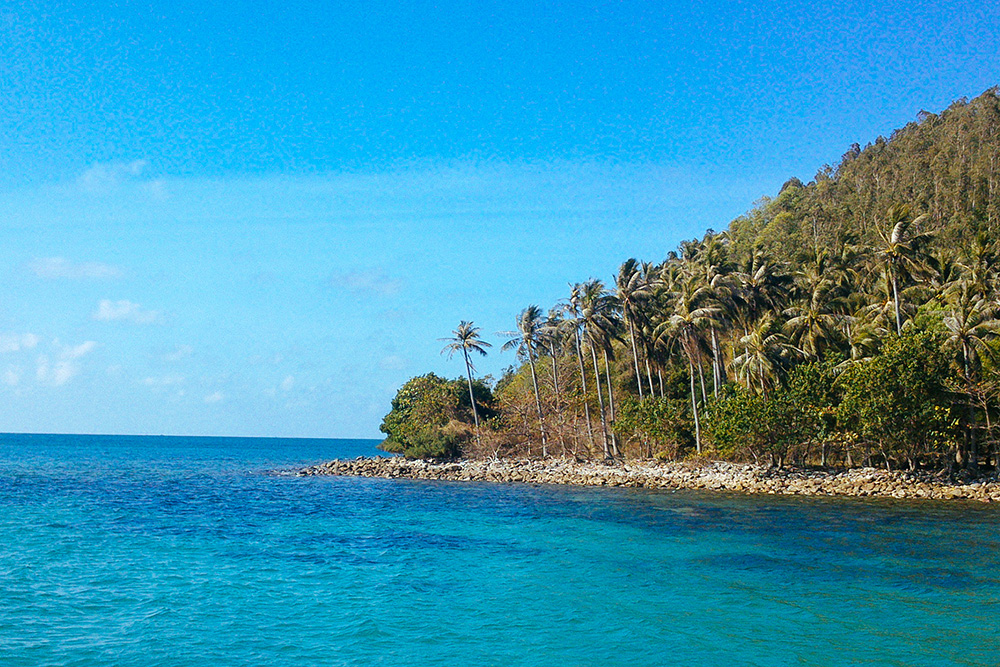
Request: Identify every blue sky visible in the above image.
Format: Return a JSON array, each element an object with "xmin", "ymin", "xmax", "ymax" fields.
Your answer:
[{"xmin": 1, "ymin": 0, "xmax": 998, "ymax": 437}]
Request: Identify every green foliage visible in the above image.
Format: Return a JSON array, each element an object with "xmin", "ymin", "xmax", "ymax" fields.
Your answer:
[
  {"xmin": 727, "ymin": 89, "xmax": 1000, "ymax": 263},
  {"xmin": 705, "ymin": 386, "xmax": 815, "ymax": 467},
  {"xmin": 614, "ymin": 396, "xmax": 693, "ymax": 458},
  {"xmin": 379, "ymin": 373, "xmax": 494, "ymax": 459},
  {"xmin": 786, "ymin": 360, "xmax": 841, "ymax": 441},
  {"xmin": 836, "ymin": 333, "xmax": 958, "ymax": 466}
]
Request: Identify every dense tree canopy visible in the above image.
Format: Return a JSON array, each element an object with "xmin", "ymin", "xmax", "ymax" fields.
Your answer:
[{"xmin": 383, "ymin": 89, "xmax": 1000, "ymax": 472}]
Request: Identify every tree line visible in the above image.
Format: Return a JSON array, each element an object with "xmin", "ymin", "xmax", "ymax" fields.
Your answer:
[{"xmin": 380, "ymin": 88, "xmax": 1000, "ymax": 472}]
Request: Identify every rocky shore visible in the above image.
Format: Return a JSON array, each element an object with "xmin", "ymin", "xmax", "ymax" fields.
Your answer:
[{"xmin": 297, "ymin": 456, "xmax": 1000, "ymax": 502}]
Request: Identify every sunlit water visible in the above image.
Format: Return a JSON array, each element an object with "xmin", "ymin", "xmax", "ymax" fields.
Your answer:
[{"xmin": 1, "ymin": 433, "xmax": 998, "ymax": 666}]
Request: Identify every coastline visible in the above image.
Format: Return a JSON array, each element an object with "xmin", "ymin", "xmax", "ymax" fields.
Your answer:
[{"xmin": 297, "ymin": 456, "xmax": 1000, "ymax": 502}]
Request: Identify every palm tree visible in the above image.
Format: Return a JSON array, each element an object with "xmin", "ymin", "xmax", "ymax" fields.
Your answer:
[
  {"xmin": 564, "ymin": 285, "xmax": 596, "ymax": 451},
  {"xmin": 440, "ymin": 321, "xmax": 492, "ymax": 437},
  {"xmin": 539, "ymin": 308, "xmax": 568, "ymax": 452},
  {"xmin": 615, "ymin": 258, "xmax": 656, "ymax": 398},
  {"xmin": 655, "ymin": 276, "xmax": 720, "ymax": 454},
  {"xmin": 876, "ymin": 204, "xmax": 934, "ymax": 334},
  {"xmin": 784, "ymin": 256, "xmax": 848, "ymax": 359},
  {"xmin": 731, "ymin": 316, "xmax": 803, "ymax": 395},
  {"xmin": 500, "ymin": 306, "xmax": 548, "ymax": 456},
  {"xmin": 579, "ymin": 279, "xmax": 621, "ymax": 458},
  {"xmin": 942, "ymin": 281, "xmax": 999, "ymax": 467}
]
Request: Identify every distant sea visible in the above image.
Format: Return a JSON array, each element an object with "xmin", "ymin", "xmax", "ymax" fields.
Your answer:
[{"xmin": 1, "ymin": 433, "xmax": 999, "ymax": 666}]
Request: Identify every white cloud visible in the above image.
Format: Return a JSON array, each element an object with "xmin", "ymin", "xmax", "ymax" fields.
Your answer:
[
  {"xmin": 93, "ymin": 299, "xmax": 162, "ymax": 324},
  {"xmin": 3, "ymin": 368, "xmax": 20, "ymax": 386},
  {"xmin": 141, "ymin": 375, "xmax": 185, "ymax": 387},
  {"xmin": 379, "ymin": 355, "xmax": 408, "ymax": 371},
  {"xmin": 163, "ymin": 345, "xmax": 193, "ymax": 362},
  {"xmin": 63, "ymin": 341, "xmax": 97, "ymax": 359},
  {"xmin": 29, "ymin": 257, "xmax": 123, "ymax": 280},
  {"xmin": 35, "ymin": 341, "xmax": 97, "ymax": 386},
  {"xmin": 0, "ymin": 333, "xmax": 39, "ymax": 353},
  {"xmin": 280, "ymin": 375, "xmax": 294, "ymax": 391},
  {"xmin": 204, "ymin": 391, "xmax": 225, "ymax": 404},
  {"xmin": 77, "ymin": 160, "xmax": 148, "ymax": 193},
  {"xmin": 331, "ymin": 268, "xmax": 403, "ymax": 297}
]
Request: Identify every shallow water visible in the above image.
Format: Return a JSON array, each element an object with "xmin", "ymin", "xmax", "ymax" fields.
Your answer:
[{"xmin": 1, "ymin": 433, "xmax": 998, "ymax": 666}]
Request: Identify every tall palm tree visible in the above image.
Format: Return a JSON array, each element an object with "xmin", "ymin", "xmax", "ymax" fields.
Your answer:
[
  {"xmin": 500, "ymin": 306, "xmax": 548, "ymax": 456},
  {"xmin": 656, "ymin": 277, "xmax": 720, "ymax": 454},
  {"xmin": 440, "ymin": 321, "xmax": 492, "ymax": 436},
  {"xmin": 539, "ymin": 308, "xmax": 568, "ymax": 452},
  {"xmin": 615, "ymin": 258, "xmax": 656, "ymax": 399},
  {"xmin": 564, "ymin": 285, "xmax": 596, "ymax": 451},
  {"xmin": 580, "ymin": 279, "xmax": 621, "ymax": 458},
  {"xmin": 876, "ymin": 204, "xmax": 934, "ymax": 334}
]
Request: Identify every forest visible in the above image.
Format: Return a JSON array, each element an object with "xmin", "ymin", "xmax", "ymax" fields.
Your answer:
[{"xmin": 380, "ymin": 88, "xmax": 1000, "ymax": 473}]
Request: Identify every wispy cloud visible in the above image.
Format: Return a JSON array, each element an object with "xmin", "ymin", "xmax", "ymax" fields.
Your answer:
[
  {"xmin": 36, "ymin": 340, "xmax": 97, "ymax": 386},
  {"xmin": 0, "ymin": 333, "xmax": 39, "ymax": 353},
  {"xmin": 77, "ymin": 160, "xmax": 147, "ymax": 191},
  {"xmin": 280, "ymin": 375, "xmax": 294, "ymax": 391},
  {"xmin": 141, "ymin": 375, "xmax": 185, "ymax": 387},
  {"xmin": 163, "ymin": 345, "xmax": 193, "ymax": 362},
  {"xmin": 331, "ymin": 268, "xmax": 403, "ymax": 298},
  {"xmin": 204, "ymin": 391, "xmax": 225, "ymax": 404},
  {"xmin": 93, "ymin": 299, "xmax": 162, "ymax": 324},
  {"xmin": 379, "ymin": 355, "xmax": 408, "ymax": 371},
  {"xmin": 28, "ymin": 257, "xmax": 124, "ymax": 280},
  {"xmin": 3, "ymin": 368, "xmax": 20, "ymax": 386}
]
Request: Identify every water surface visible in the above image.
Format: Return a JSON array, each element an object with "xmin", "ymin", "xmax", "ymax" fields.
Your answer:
[{"xmin": 2, "ymin": 433, "xmax": 998, "ymax": 666}]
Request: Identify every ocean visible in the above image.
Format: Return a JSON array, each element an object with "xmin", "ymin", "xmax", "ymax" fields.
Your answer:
[{"xmin": 1, "ymin": 433, "xmax": 998, "ymax": 666}]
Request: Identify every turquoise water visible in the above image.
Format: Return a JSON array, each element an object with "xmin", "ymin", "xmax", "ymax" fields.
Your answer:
[{"xmin": 1, "ymin": 434, "xmax": 999, "ymax": 666}]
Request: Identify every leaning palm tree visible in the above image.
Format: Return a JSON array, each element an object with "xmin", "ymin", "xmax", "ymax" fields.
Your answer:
[
  {"xmin": 440, "ymin": 321, "xmax": 492, "ymax": 436},
  {"xmin": 500, "ymin": 306, "xmax": 548, "ymax": 456},
  {"xmin": 877, "ymin": 204, "xmax": 934, "ymax": 334}
]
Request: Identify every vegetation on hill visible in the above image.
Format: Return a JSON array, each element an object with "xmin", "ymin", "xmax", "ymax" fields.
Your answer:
[{"xmin": 380, "ymin": 88, "xmax": 1000, "ymax": 472}]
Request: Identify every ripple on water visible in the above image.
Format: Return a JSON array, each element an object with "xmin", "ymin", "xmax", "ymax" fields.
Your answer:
[{"xmin": 2, "ymin": 435, "xmax": 1000, "ymax": 666}]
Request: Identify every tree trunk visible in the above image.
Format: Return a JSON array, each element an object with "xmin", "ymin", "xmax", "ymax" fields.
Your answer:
[
  {"xmin": 892, "ymin": 270, "xmax": 903, "ymax": 335},
  {"xmin": 548, "ymin": 343, "xmax": 566, "ymax": 455},
  {"xmin": 688, "ymin": 357, "xmax": 702, "ymax": 454},
  {"xmin": 590, "ymin": 343, "xmax": 610, "ymax": 458},
  {"xmin": 628, "ymin": 318, "xmax": 644, "ymax": 399},
  {"xmin": 463, "ymin": 348, "xmax": 480, "ymax": 447},
  {"xmin": 697, "ymin": 351, "xmax": 708, "ymax": 405},
  {"xmin": 711, "ymin": 328, "xmax": 722, "ymax": 398},
  {"xmin": 526, "ymin": 349, "xmax": 547, "ymax": 457},
  {"xmin": 574, "ymin": 329, "xmax": 595, "ymax": 451},
  {"xmin": 603, "ymin": 347, "xmax": 619, "ymax": 458}
]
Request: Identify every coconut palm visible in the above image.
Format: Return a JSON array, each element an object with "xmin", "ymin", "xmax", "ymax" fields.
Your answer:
[
  {"xmin": 784, "ymin": 257, "xmax": 848, "ymax": 359},
  {"xmin": 615, "ymin": 258, "xmax": 657, "ymax": 398},
  {"xmin": 579, "ymin": 279, "xmax": 621, "ymax": 458},
  {"xmin": 440, "ymin": 321, "xmax": 492, "ymax": 435},
  {"xmin": 500, "ymin": 306, "xmax": 548, "ymax": 455},
  {"xmin": 655, "ymin": 276, "xmax": 721, "ymax": 454},
  {"xmin": 942, "ymin": 281, "xmax": 1000, "ymax": 466},
  {"xmin": 539, "ymin": 308, "xmax": 568, "ymax": 451},
  {"xmin": 876, "ymin": 204, "xmax": 934, "ymax": 334},
  {"xmin": 563, "ymin": 285, "xmax": 596, "ymax": 450},
  {"xmin": 731, "ymin": 315, "xmax": 804, "ymax": 395}
]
